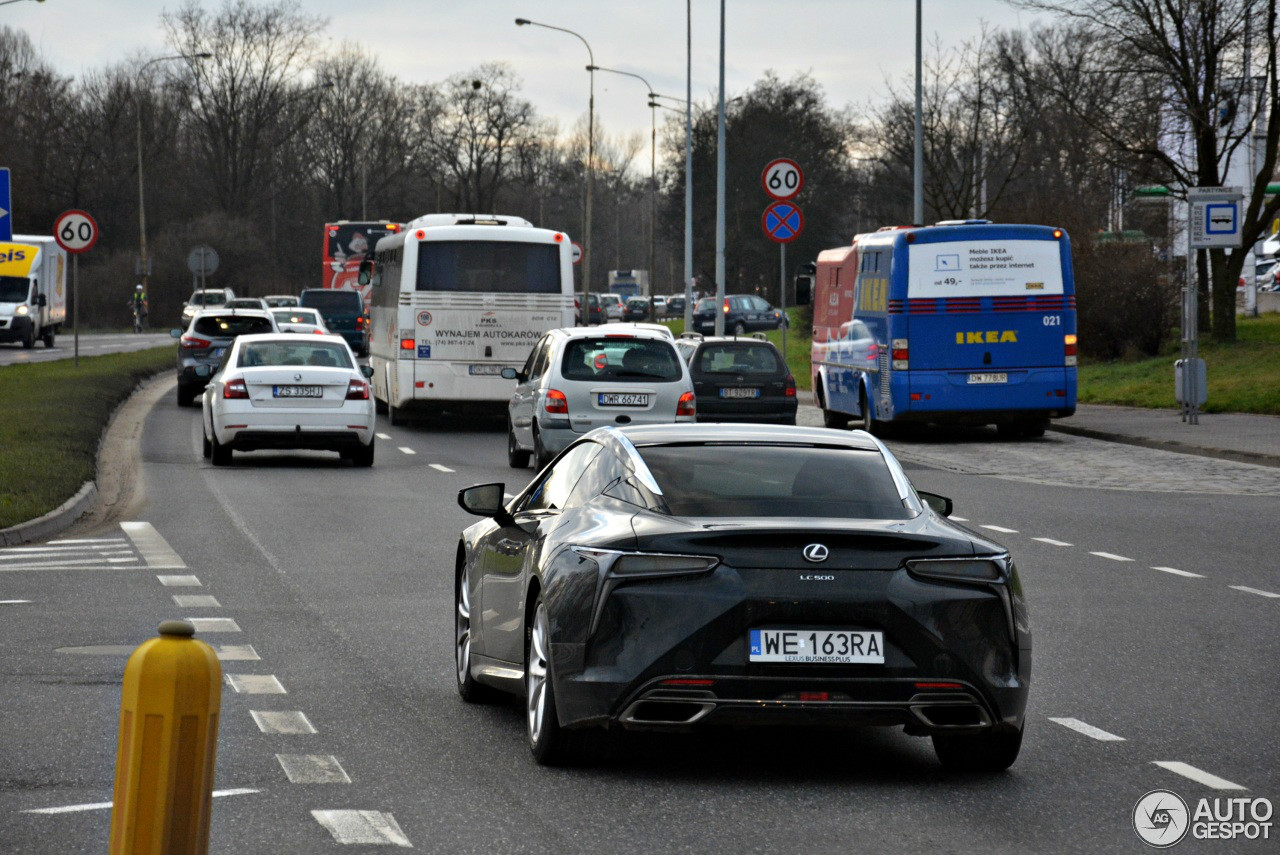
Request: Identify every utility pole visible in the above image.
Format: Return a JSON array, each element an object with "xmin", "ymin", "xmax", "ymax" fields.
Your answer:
[{"xmin": 714, "ymin": 0, "xmax": 727, "ymax": 337}]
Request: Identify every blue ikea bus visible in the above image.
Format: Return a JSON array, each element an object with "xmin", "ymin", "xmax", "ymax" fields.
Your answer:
[{"xmin": 810, "ymin": 222, "xmax": 1077, "ymax": 438}]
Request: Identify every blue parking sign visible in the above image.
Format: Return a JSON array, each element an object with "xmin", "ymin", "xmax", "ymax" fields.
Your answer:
[
  {"xmin": 0, "ymin": 168, "xmax": 11, "ymax": 242},
  {"xmin": 417, "ymin": 344, "xmax": 431, "ymax": 359}
]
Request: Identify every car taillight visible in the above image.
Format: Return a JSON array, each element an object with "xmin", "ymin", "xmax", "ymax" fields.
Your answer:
[
  {"xmin": 784, "ymin": 374, "xmax": 796, "ymax": 397},
  {"xmin": 722, "ymin": 300, "xmax": 730, "ymax": 314},
  {"xmin": 400, "ymin": 337, "xmax": 415, "ymax": 351},
  {"xmin": 180, "ymin": 335, "xmax": 212, "ymax": 349},
  {"xmin": 545, "ymin": 389, "xmax": 569, "ymax": 414},
  {"xmin": 891, "ymin": 338, "xmax": 909, "ymax": 370},
  {"xmin": 313, "ymin": 329, "xmax": 325, "ymax": 335},
  {"xmin": 346, "ymin": 379, "xmax": 370, "ymax": 400},
  {"xmin": 223, "ymin": 380, "xmax": 248, "ymax": 399},
  {"xmin": 1064, "ymin": 333, "xmax": 1078, "ymax": 366},
  {"xmin": 677, "ymin": 391, "xmax": 696, "ymax": 416},
  {"xmin": 356, "ymin": 316, "xmax": 365, "ymax": 329}
]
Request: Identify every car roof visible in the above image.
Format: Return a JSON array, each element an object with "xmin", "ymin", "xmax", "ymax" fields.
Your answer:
[
  {"xmin": 192, "ymin": 308, "xmax": 273, "ymax": 319},
  {"xmin": 689, "ymin": 335, "xmax": 779, "ymax": 348},
  {"xmin": 554, "ymin": 325, "xmax": 674, "ymax": 342},
  {"xmin": 593, "ymin": 322, "xmax": 675, "ymax": 339},
  {"xmin": 235, "ymin": 332, "xmax": 347, "ymax": 342},
  {"xmin": 612, "ymin": 423, "xmax": 882, "ymax": 451}
]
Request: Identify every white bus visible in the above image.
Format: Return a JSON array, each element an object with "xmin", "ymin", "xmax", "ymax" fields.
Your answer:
[{"xmin": 363, "ymin": 214, "xmax": 575, "ymax": 424}]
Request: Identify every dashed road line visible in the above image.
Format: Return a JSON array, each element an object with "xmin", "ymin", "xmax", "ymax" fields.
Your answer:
[
  {"xmin": 1151, "ymin": 566, "xmax": 1204, "ymax": 579},
  {"xmin": 226, "ymin": 674, "xmax": 286, "ymax": 694},
  {"xmin": 121, "ymin": 521, "xmax": 186, "ymax": 569},
  {"xmin": 311, "ymin": 810, "xmax": 412, "ymax": 847},
  {"xmin": 251, "ymin": 710, "xmax": 317, "ymax": 734},
  {"xmin": 187, "ymin": 617, "xmax": 240, "ymax": 632},
  {"xmin": 429, "ymin": 463, "xmax": 454, "ymax": 473},
  {"xmin": 1032, "ymin": 537, "xmax": 1073, "ymax": 547},
  {"xmin": 23, "ymin": 788, "xmax": 261, "ymax": 815},
  {"xmin": 277, "ymin": 754, "xmax": 351, "ymax": 784},
  {"xmin": 1, "ymin": 599, "xmax": 32, "ymax": 604},
  {"xmin": 397, "ymin": 447, "xmax": 416, "ymax": 455},
  {"xmin": 173, "ymin": 594, "xmax": 221, "ymax": 608},
  {"xmin": 1229, "ymin": 585, "xmax": 1280, "ymax": 599},
  {"xmin": 157, "ymin": 574, "xmax": 201, "ymax": 586},
  {"xmin": 375, "ymin": 432, "xmax": 391, "ymax": 440},
  {"xmin": 1090, "ymin": 551, "xmax": 1133, "ymax": 562},
  {"xmin": 1153, "ymin": 761, "xmax": 1247, "ymax": 790},
  {"xmin": 48, "ymin": 537, "xmax": 127, "ymax": 545},
  {"xmin": 949, "ymin": 516, "xmax": 968, "ymax": 521},
  {"xmin": 979, "ymin": 524, "xmax": 1019, "ymax": 533},
  {"xmin": 214, "ymin": 644, "xmax": 260, "ymax": 662},
  {"xmin": 1049, "ymin": 717, "xmax": 1126, "ymax": 741}
]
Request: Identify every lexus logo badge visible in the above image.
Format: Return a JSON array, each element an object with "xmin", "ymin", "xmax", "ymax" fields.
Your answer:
[{"xmin": 803, "ymin": 543, "xmax": 829, "ymax": 563}]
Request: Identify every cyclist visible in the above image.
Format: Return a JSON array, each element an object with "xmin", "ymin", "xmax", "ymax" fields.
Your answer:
[{"xmin": 129, "ymin": 284, "xmax": 148, "ymax": 333}]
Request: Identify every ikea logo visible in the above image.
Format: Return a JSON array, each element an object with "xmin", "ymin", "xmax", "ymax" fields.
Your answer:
[
  {"xmin": 956, "ymin": 330, "xmax": 1018, "ymax": 344},
  {"xmin": 0, "ymin": 248, "xmax": 27, "ymax": 262}
]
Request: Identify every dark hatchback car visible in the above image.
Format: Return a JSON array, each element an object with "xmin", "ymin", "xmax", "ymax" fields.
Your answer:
[
  {"xmin": 674, "ymin": 335, "xmax": 797, "ymax": 425},
  {"xmin": 172, "ymin": 310, "xmax": 277, "ymax": 406},
  {"xmin": 692, "ymin": 294, "xmax": 786, "ymax": 336},
  {"xmin": 299, "ymin": 288, "xmax": 367, "ymax": 356},
  {"xmin": 455, "ymin": 424, "xmax": 1030, "ymax": 769}
]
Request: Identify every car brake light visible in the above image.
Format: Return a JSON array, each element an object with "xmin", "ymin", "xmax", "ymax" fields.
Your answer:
[
  {"xmin": 400, "ymin": 338, "xmax": 415, "ymax": 350},
  {"xmin": 545, "ymin": 389, "xmax": 569, "ymax": 414},
  {"xmin": 346, "ymin": 379, "xmax": 370, "ymax": 400},
  {"xmin": 915, "ymin": 682, "xmax": 965, "ymax": 690},
  {"xmin": 223, "ymin": 379, "xmax": 249, "ymax": 399},
  {"xmin": 356, "ymin": 316, "xmax": 365, "ymax": 329},
  {"xmin": 891, "ymin": 338, "xmax": 909, "ymax": 370},
  {"xmin": 180, "ymin": 335, "xmax": 212, "ymax": 349},
  {"xmin": 1064, "ymin": 333, "xmax": 1078, "ymax": 366},
  {"xmin": 314, "ymin": 329, "xmax": 324, "ymax": 335},
  {"xmin": 722, "ymin": 300, "xmax": 730, "ymax": 314},
  {"xmin": 784, "ymin": 374, "xmax": 796, "ymax": 397},
  {"xmin": 677, "ymin": 391, "xmax": 696, "ymax": 416},
  {"xmin": 660, "ymin": 678, "xmax": 715, "ymax": 686}
]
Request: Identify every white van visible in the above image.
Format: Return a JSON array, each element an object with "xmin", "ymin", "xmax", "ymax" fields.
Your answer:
[{"xmin": 0, "ymin": 235, "xmax": 67, "ymax": 349}]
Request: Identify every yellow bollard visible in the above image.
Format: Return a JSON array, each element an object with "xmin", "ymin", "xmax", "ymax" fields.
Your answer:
[{"xmin": 109, "ymin": 619, "xmax": 222, "ymax": 855}]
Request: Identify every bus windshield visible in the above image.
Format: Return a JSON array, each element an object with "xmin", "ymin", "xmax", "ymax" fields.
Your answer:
[{"xmin": 416, "ymin": 241, "xmax": 561, "ymax": 294}]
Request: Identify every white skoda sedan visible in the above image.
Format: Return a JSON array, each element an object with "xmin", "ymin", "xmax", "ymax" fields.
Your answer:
[{"xmin": 201, "ymin": 333, "xmax": 376, "ymax": 466}]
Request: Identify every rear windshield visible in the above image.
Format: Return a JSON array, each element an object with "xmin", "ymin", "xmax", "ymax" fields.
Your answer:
[
  {"xmin": 264, "ymin": 297, "xmax": 297, "ymax": 307},
  {"xmin": 417, "ymin": 240, "xmax": 561, "ymax": 294},
  {"xmin": 192, "ymin": 315, "xmax": 275, "ymax": 337},
  {"xmin": 191, "ymin": 292, "xmax": 227, "ymax": 306},
  {"xmin": 272, "ymin": 309, "xmax": 322, "ymax": 325},
  {"xmin": 238, "ymin": 340, "xmax": 352, "ymax": 369},
  {"xmin": 300, "ymin": 290, "xmax": 362, "ymax": 312},
  {"xmin": 639, "ymin": 445, "xmax": 909, "ymax": 519},
  {"xmin": 694, "ymin": 298, "xmax": 717, "ymax": 312},
  {"xmin": 561, "ymin": 337, "xmax": 683, "ymax": 382},
  {"xmin": 696, "ymin": 344, "xmax": 780, "ymax": 375}
]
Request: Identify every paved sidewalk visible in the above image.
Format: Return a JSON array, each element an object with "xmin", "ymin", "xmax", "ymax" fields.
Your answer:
[{"xmin": 1049, "ymin": 404, "xmax": 1280, "ymax": 468}]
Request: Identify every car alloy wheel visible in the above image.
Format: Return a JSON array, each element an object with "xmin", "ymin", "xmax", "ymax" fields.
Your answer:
[{"xmin": 526, "ymin": 602, "xmax": 551, "ymax": 748}]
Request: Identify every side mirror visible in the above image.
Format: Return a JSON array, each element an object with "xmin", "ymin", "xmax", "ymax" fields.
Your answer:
[
  {"xmin": 37, "ymin": 294, "xmax": 47, "ymax": 307},
  {"xmin": 360, "ymin": 364, "xmax": 374, "ymax": 379},
  {"xmin": 170, "ymin": 328, "xmax": 183, "ymax": 339},
  {"xmin": 501, "ymin": 367, "xmax": 520, "ymax": 380},
  {"xmin": 917, "ymin": 491, "xmax": 953, "ymax": 517},
  {"xmin": 458, "ymin": 483, "xmax": 508, "ymax": 519},
  {"xmin": 794, "ymin": 276, "xmax": 813, "ymax": 306},
  {"xmin": 357, "ymin": 260, "xmax": 372, "ymax": 286}
]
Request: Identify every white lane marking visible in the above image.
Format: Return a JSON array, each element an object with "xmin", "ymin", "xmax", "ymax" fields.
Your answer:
[
  {"xmin": 311, "ymin": 810, "xmax": 412, "ymax": 847},
  {"xmin": 429, "ymin": 463, "xmax": 454, "ymax": 473},
  {"xmin": 0, "ymin": 558, "xmax": 143, "ymax": 571},
  {"xmin": 173, "ymin": 594, "xmax": 221, "ymax": 608},
  {"xmin": 503, "ymin": 493, "xmax": 514, "ymax": 501},
  {"xmin": 23, "ymin": 788, "xmax": 260, "ymax": 814},
  {"xmin": 1152, "ymin": 566, "xmax": 1205, "ymax": 579},
  {"xmin": 106, "ymin": 557, "xmax": 139, "ymax": 564},
  {"xmin": 1229, "ymin": 585, "xmax": 1280, "ymax": 599},
  {"xmin": 187, "ymin": 617, "xmax": 240, "ymax": 632},
  {"xmin": 251, "ymin": 710, "xmax": 317, "ymax": 734},
  {"xmin": 48, "ymin": 538, "xmax": 127, "ymax": 545},
  {"xmin": 1033, "ymin": 537, "xmax": 1074, "ymax": 547},
  {"xmin": 979, "ymin": 524, "xmax": 1019, "ymax": 533},
  {"xmin": 1, "ymin": 599, "xmax": 32, "ymax": 604},
  {"xmin": 277, "ymin": 754, "xmax": 351, "ymax": 784},
  {"xmin": 397, "ymin": 447, "xmax": 416, "ymax": 455},
  {"xmin": 949, "ymin": 516, "xmax": 968, "ymax": 521},
  {"xmin": 1153, "ymin": 761, "xmax": 1247, "ymax": 791},
  {"xmin": 1048, "ymin": 717, "xmax": 1126, "ymax": 741},
  {"xmin": 1090, "ymin": 551, "xmax": 1134, "ymax": 562},
  {"xmin": 214, "ymin": 644, "xmax": 260, "ymax": 662},
  {"xmin": 0, "ymin": 544, "xmax": 127, "ymax": 555},
  {"xmin": 157, "ymin": 574, "xmax": 201, "ymax": 586},
  {"xmin": 121, "ymin": 521, "xmax": 186, "ymax": 568},
  {"xmin": 226, "ymin": 674, "xmax": 286, "ymax": 694},
  {"xmin": 375, "ymin": 433, "xmax": 391, "ymax": 440}
]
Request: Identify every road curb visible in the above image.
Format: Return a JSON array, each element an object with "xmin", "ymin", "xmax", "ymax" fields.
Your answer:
[
  {"xmin": 1046, "ymin": 423, "xmax": 1280, "ymax": 469},
  {"xmin": 0, "ymin": 481, "xmax": 98, "ymax": 547}
]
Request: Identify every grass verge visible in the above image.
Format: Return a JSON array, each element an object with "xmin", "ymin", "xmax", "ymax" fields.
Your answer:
[{"xmin": 0, "ymin": 346, "xmax": 173, "ymax": 529}]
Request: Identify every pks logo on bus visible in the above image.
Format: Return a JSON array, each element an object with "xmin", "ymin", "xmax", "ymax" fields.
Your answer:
[
  {"xmin": 478, "ymin": 312, "xmax": 498, "ymax": 327},
  {"xmin": 416, "ymin": 311, "xmax": 432, "ymax": 326},
  {"xmin": 956, "ymin": 330, "xmax": 1019, "ymax": 345}
]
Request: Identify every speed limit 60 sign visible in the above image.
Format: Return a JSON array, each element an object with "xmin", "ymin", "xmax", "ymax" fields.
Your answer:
[
  {"xmin": 762, "ymin": 158, "xmax": 803, "ymax": 201},
  {"xmin": 54, "ymin": 209, "xmax": 99, "ymax": 254}
]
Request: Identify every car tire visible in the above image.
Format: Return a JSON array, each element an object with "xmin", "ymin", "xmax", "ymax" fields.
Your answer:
[
  {"xmin": 210, "ymin": 431, "xmax": 232, "ymax": 467},
  {"xmin": 996, "ymin": 422, "xmax": 1023, "ymax": 440},
  {"xmin": 732, "ymin": 322, "xmax": 746, "ymax": 336},
  {"xmin": 533, "ymin": 425, "xmax": 553, "ymax": 470},
  {"xmin": 21, "ymin": 328, "xmax": 34, "ymax": 349},
  {"xmin": 817, "ymin": 382, "xmax": 848, "ymax": 429},
  {"xmin": 41, "ymin": 329, "xmax": 55, "ymax": 348},
  {"xmin": 388, "ymin": 402, "xmax": 404, "ymax": 427},
  {"xmin": 201, "ymin": 426, "xmax": 212, "ymax": 459},
  {"xmin": 932, "ymin": 724, "xmax": 1023, "ymax": 773},
  {"xmin": 375, "ymin": 397, "xmax": 388, "ymax": 415},
  {"xmin": 849, "ymin": 386, "xmax": 871, "ymax": 432},
  {"xmin": 350, "ymin": 436, "xmax": 375, "ymax": 467},
  {"xmin": 176, "ymin": 384, "xmax": 196, "ymax": 407},
  {"xmin": 526, "ymin": 598, "xmax": 600, "ymax": 765},
  {"xmin": 508, "ymin": 420, "xmax": 531, "ymax": 469},
  {"xmin": 456, "ymin": 563, "xmax": 501, "ymax": 704}
]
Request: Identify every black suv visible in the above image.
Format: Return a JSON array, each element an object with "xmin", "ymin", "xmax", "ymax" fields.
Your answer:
[
  {"xmin": 692, "ymin": 294, "xmax": 786, "ymax": 336},
  {"xmin": 673, "ymin": 334, "xmax": 797, "ymax": 425},
  {"xmin": 172, "ymin": 310, "xmax": 277, "ymax": 406},
  {"xmin": 299, "ymin": 289, "xmax": 367, "ymax": 356}
]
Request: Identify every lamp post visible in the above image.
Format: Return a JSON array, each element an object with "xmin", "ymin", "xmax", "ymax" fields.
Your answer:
[
  {"xmin": 913, "ymin": 0, "xmax": 924, "ymax": 225},
  {"xmin": 589, "ymin": 64, "xmax": 657, "ymax": 320},
  {"xmin": 714, "ymin": 0, "xmax": 726, "ymax": 337},
  {"xmin": 516, "ymin": 17, "xmax": 595, "ymax": 314},
  {"xmin": 135, "ymin": 52, "xmax": 211, "ymax": 298}
]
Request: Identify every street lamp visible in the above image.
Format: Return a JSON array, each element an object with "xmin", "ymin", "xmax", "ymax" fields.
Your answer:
[
  {"xmin": 134, "ymin": 52, "xmax": 211, "ymax": 299},
  {"xmin": 516, "ymin": 17, "xmax": 595, "ymax": 314},
  {"xmin": 588, "ymin": 64, "xmax": 658, "ymax": 320}
]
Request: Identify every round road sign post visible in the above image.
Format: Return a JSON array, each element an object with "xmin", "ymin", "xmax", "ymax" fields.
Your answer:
[
  {"xmin": 762, "ymin": 158, "xmax": 804, "ymax": 201},
  {"xmin": 53, "ymin": 209, "xmax": 100, "ymax": 369},
  {"xmin": 571, "ymin": 242, "xmax": 583, "ymax": 265}
]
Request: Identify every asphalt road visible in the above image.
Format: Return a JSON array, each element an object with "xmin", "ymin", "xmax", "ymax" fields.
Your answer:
[
  {"xmin": 0, "ymin": 332, "xmax": 173, "ymax": 366},
  {"xmin": 2, "ymin": 387, "xmax": 1277, "ymax": 853}
]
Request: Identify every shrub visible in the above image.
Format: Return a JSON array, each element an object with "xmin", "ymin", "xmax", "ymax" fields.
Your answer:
[{"xmin": 1072, "ymin": 237, "xmax": 1178, "ymax": 360}]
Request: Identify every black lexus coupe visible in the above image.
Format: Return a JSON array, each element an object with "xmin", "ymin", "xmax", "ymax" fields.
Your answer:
[{"xmin": 455, "ymin": 424, "xmax": 1030, "ymax": 770}]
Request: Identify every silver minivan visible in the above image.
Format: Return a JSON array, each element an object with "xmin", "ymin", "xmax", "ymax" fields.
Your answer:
[{"xmin": 503, "ymin": 327, "xmax": 696, "ymax": 469}]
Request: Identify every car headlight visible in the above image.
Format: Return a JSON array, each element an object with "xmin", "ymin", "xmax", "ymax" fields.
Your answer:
[{"xmin": 15, "ymin": 305, "xmax": 28, "ymax": 315}]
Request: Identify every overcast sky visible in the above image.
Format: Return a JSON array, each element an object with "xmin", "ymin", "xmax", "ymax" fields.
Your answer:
[{"xmin": 9, "ymin": 1, "xmax": 1049, "ymax": 145}]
